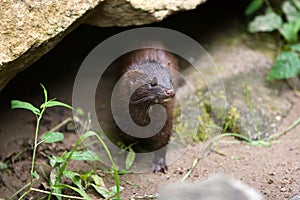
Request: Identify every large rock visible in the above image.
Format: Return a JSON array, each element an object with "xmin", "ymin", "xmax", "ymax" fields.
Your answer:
[
  {"xmin": 85, "ymin": 0, "xmax": 207, "ymax": 27},
  {"xmin": 0, "ymin": 0, "xmax": 102, "ymax": 91},
  {"xmin": 0, "ymin": 0, "xmax": 206, "ymax": 92}
]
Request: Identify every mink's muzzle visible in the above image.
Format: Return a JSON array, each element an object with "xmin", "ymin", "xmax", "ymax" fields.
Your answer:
[{"xmin": 129, "ymin": 83, "xmax": 175, "ymax": 105}]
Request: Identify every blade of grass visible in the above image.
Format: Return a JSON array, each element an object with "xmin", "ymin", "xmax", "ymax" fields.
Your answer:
[
  {"xmin": 8, "ymin": 182, "xmax": 30, "ymax": 200},
  {"xmin": 269, "ymin": 116, "xmax": 300, "ymax": 140},
  {"xmin": 31, "ymin": 187, "xmax": 85, "ymax": 200},
  {"xmin": 91, "ymin": 131, "xmax": 121, "ymax": 200},
  {"xmin": 245, "ymin": 79, "xmax": 260, "ymax": 138},
  {"xmin": 48, "ymin": 131, "xmax": 96, "ymax": 199},
  {"xmin": 54, "ymin": 184, "xmax": 91, "ymax": 200},
  {"xmin": 181, "ymin": 158, "xmax": 199, "ymax": 182}
]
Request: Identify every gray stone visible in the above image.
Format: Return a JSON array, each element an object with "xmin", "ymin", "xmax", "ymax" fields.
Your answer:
[
  {"xmin": 158, "ymin": 175, "xmax": 264, "ymax": 200},
  {"xmin": 84, "ymin": 0, "xmax": 207, "ymax": 27},
  {"xmin": 183, "ymin": 39, "xmax": 298, "ymax": 140},
  {"xmin": 289, "ymin": 194, "xmax": 300, "ymax": 200},
  {"xmin": 210, "ymin": 43, "xmax": 298, "ymax": 139}
]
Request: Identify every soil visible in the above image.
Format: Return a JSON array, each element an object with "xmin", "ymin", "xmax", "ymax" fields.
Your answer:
[{"xmin": 0, "ymin": 0, "xmax": 300, "ymax": 199}]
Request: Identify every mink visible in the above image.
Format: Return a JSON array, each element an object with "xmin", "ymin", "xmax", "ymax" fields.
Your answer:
[{"xmin": 113, "ymin": 47, "xmax": 178, "ymax": 173}]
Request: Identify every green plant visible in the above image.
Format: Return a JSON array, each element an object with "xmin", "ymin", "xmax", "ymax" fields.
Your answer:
[
  {"xmin": 48, "ymin": 130, "xmax": 122, "ymax": 200},
  {"xmin": 9, "ymin": 84, "xmax": 122, "ymax": 200},
  {"xmin": 10, "ymin": 84, "xmax": 72, "ymax": 198},
  {"xmin": 246, "ymin": 0, "xmax": 300, "ymax": 80}
]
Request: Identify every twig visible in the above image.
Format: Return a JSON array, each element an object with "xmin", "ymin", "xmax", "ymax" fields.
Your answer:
[
  {"xmin": 48, "ymin": 117, "xmax": 73, "ymax": 133},
  {"xmin": 8, "ymin": 182, "xmax": 30, "ymax": 200},
  {"xmin": 269, "ymin": 116, "xmax": 300, "ymax": 141},
  {"xmin": 181, "ymin": 158, "xmax": 199, "ymax": 182},
  {"xmin": 31, "ymin": 188, "xmax": 85, "ymax": 199}
]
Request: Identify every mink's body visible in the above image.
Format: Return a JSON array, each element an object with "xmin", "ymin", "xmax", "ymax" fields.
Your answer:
[{"xmin": 115, "ymin": 47, "xmax": 178, "ymax": 173}]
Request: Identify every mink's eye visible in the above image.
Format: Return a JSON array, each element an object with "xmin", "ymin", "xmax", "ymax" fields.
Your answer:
[{"xmin": 150, "ymin": 77, "xmax": 157, "ymax": 87}]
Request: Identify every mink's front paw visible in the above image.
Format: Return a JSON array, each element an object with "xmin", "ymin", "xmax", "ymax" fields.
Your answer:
[{"xmin": 151, "ymin": 157, "xmax": 168, "ymax": 173}]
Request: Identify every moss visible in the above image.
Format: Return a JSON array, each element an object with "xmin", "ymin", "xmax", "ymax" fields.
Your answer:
[
  {"xmin": 223, "ymin": 106, "xmax": 241, "ymax": 134},
  {"xmin": 172, "ymin": 90, "xmax": 223, "ymax": 143}
]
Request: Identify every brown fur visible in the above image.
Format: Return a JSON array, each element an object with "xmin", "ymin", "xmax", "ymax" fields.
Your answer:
[{"xmin": 115, "ymin": 47, "xmax": 178, "ymax": 173}]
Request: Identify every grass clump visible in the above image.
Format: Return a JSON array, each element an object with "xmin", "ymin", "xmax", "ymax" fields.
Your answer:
[{"xmin": 9, "ymin": 84, "xmax": 122, "ymax": 200}]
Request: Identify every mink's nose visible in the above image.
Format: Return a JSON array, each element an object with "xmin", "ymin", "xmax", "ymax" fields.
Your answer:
[{"xmin": 165, "ymin": 89, "xmax": 175, "ymax": 97}]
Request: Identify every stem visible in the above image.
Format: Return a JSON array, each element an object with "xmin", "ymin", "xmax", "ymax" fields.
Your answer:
[
  {"xmin": 269, "ymin": 116, "xmax": 300, "ymax": 141},
  {"xmin": 30, "ymin": 114, "xmax": 42, "ymax": 184},
  {"xmin": 217, "ymin": 133, "xmax": 253, "ymax": 143},
  {"xmin": 30, "ymin": 108, "xmax": 45, "ymax": 185},
  {"xmin": 94, "ymin": 133, "xmax": 121, "ymax": 200},
  {"xmin": 48, "ymin": 117, "xmax": 72, "ymax": 133},
  {"xmin": 245, "ymin": 80, "xmax": 260, "ymax": 139},
  {"xmin": 31, "ymin": 188, "xmax": 85, "ymax": 199},
  {"xmin": 18, "ymin": 188, "xmax": 32, "ymax": 200},
  {"xmin": 181, "ymin": 158, "xmax": 199, "ymax": 182},
  {"xmin": 8, "ymin": 182, "xmax": 30, "ymax": 200}
]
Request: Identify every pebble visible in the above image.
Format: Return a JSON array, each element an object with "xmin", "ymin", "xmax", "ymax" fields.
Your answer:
[
  {"xmin": 275, "ymin": 115, "xmax": 281, "ymax": 121},
  {"xmin": 280, "ymin": 187, "xmax": 287, "ymax": 192}
]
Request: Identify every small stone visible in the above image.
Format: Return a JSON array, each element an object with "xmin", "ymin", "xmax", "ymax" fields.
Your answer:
[
  {"xmin": 275, "ymin": 115, "xmax": 281, "ymax": 121},
  {"xmin": 269, "ymin": 172, "xmax": 275, "ymax": 176},
  {"xmin": 280, "ymin": 187, "xmax": 287, "ymax": 192}
]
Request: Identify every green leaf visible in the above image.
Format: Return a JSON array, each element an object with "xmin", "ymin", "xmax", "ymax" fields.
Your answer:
[
  {"xmin": 110, "ymin": 185, "xmax": 123, "ymax": 194},
  {"xmin": 55, "ymin": 184, "xmax": 91, "ymax": 200},
  {"xmin": 91, "ymin": 174, "xmax": 105, "ymax": 187},
  {"xmin": 75, "ymin": 107, "xmax": 85, "ymax": 115},
  {"xmin": 0, "ymin": 162, "xmax": 8, "ymax": 170},
  {"xmin": 31, "ymin": 170, "xmax": 40, "ymax": 179},
  {"xmin": 41, "ymin": 99, "xmax": 73, "ymax": 110},
  {"xmin": 292, "ymin": 0, "xmax": 300, "ymax": 10},
  {"xmin": 50, "ymin": 166, "xmax": 62, "ymax": 200},
  {"xmin": 41, "ymin": 132, "xmax": 64, "ymax": 143},
  {"xmin": 267, "ymin": 51, "xmax": 300, "ymax": 80},
  {"xmin": 40, "ymin": 84, "xmax": 48, "ymax": 104},
  {"xmin": 125, "ymin": 148, "xmax": 135, "ymax": 170},
  {"xmin": 90, "ymin": 184, "xmax": 123, "ymax": 199},
  {"xmin": 290, "ymin": 43, "xmax": 300, "ymax": 52},
  {"xmin": 245, "ymin": 0, "xmax": 264, "ymax": 16},
  {"xmin": 91, "ymin": 183, "xmax": 112, "ymax": 199},
  {"xmin": 52, "ymin": 131, "xmax": 99, "ymax": 192},
  {"xmin": 49, "ymin": 155, "xmax": 64, "ymax": 167},
  {"xmin": 279, "ymin": 20, "xmax": 300, "ymax": 43},
  {"xmin": 282, "ymin": 0, "xmax": 300, "ymax": 22},
  {"xmin": 248, "ymin": 12, "xmax": 282, "ymax": 33},
  {"xmin": 63, "ymin": 150, "xmax": 102, "ymax": 162},
  {"xmin": 11, "ymin": 100, "xmax": 40, "ymax": 115},
  {"xmin": 63, "ymin": 170, "xmax": 82, "ymax": 189}
]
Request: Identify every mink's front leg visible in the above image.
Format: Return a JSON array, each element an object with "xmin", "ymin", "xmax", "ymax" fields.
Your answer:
[{"xmin": 151, "ymin": 147, "xmax": 167, "ymax": 173}]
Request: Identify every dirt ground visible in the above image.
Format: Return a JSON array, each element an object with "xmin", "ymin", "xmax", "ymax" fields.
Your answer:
[
  {"xmin": 0, "ymin": 89, "xmax": 299, "ymax": 200},
  {"xmin": 0, "ymin": 0, "xmax": 299, "ymax": 199},
  {"xmin": 119, "ymin": 100, "xmax": 300, "ymax": 200}
]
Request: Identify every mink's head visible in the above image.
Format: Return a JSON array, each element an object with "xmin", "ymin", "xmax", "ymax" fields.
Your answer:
[{"xmin": 124, "ymin": 60, "xmax": 175, "ymax": 105}]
